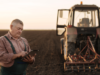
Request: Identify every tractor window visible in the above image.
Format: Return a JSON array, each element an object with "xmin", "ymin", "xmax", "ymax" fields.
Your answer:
[
  {"xmin": 74, "ymin": 9, "xmax": 99, "ymax": 27},
  {"xmin": 57, "ymin": 10, "xmax": 69, "ymax": 25},
  {"xmin": 57, "ymin": 28, "xmax": 65, "ymax": 35}
]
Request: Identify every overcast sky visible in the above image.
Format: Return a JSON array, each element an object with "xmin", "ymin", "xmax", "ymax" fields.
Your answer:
[{"xmin": 0, "ymin": 0, "xmax": 100, "ymax": 30}]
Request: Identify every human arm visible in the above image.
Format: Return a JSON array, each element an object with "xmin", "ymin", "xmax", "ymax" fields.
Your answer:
[
  {"xmin": 12, "ymin": 51, "xmax": 28, "ymax": 60},
  {"xmin": 0, "ymin": 38, "xmax": 14, "ymax": 64},
  {"xmin": 0, "ymin": 38, "xmax": 28, "ymax": 63},
  {"xmin": 22, "ymin": 38, "xmax": 36, "ymax": 64}
]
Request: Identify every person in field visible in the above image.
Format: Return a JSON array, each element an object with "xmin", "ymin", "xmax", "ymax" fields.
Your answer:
[{"xmin": 0, "ymin": 19, "xmax": 35, "ymax": 75}]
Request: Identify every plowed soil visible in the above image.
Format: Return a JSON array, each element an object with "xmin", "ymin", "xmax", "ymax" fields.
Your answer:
[{"xmin": 0, "ymin": 30, "xmax": 100, "ymax": 75}]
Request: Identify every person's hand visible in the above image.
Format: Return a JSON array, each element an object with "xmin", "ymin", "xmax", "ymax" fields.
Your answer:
[
  {"xmin": 22, "ymin": 54, "xmax": 36, "ymax": 64},
  {"xmin": 12, "ymin": 51, "xmax": 28, "ymax": 60},
  {"xmin": 18, "ymin": 51, "xmax": 28, "ymax": 57}
]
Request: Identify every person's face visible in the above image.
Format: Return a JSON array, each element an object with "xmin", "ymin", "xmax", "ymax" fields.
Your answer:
[{"xmin": 10, "ymin": 23, "xmax": 23, "ymax": 38}]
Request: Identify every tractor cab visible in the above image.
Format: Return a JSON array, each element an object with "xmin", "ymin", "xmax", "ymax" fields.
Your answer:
[{"xmin": 56, "ymin": 3, "xmax": 100, "ymax": 35}]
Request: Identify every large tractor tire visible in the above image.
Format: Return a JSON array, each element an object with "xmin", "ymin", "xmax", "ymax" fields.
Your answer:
[
  {"xmin": 67, "ymin": 42, "xmax": 75, "ymax": 55},
  {"xmin": 64, "ymin": 42, "xmax": 75, "ymax": 61},
  {"xmin": 98, "ymin": 39, "xmax": 100, "ymax": 54},
  {"xmin": 60, "ymin": 38, "xmax": 64, "ymax": 55}
]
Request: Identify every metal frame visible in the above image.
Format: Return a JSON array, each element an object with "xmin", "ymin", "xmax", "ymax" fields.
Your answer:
[
  {"xmin": 56, "ymin": 9, "xmax": 69, "ymax": 36},
  {"xmin": 64, "ymin": 36, "xmax": 100, "ymax": 72}
]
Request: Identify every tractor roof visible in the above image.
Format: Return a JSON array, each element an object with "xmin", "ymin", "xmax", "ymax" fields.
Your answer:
[{"xmin": 71, "ymin": 4, "xmax": 99, "ymax": 10}]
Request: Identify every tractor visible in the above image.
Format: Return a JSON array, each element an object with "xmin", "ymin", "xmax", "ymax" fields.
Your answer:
[{"xmin": 56, "ymin": 2, "xmax": 100, "ymax": 72}]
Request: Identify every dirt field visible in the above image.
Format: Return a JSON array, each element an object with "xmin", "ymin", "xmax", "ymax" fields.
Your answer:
[{"xmin": 0, "ymin": 30, "xmax": 100, "ymax": 75}]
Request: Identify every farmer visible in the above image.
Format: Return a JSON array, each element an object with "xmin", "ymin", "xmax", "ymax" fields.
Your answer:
[{"xmin": 0, "ymin": 19, "xmax": 35, "ymax": 75}]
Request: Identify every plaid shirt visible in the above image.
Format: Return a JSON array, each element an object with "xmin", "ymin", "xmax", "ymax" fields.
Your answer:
[{"xmin": 0, "ymin": 31, "xmax": 31, "ymax": 67}]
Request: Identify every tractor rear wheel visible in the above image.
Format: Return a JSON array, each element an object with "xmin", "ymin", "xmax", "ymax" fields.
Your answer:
[{"xmin": 68, "ymin": 42, "xmax": 75, "ymax": 55}]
